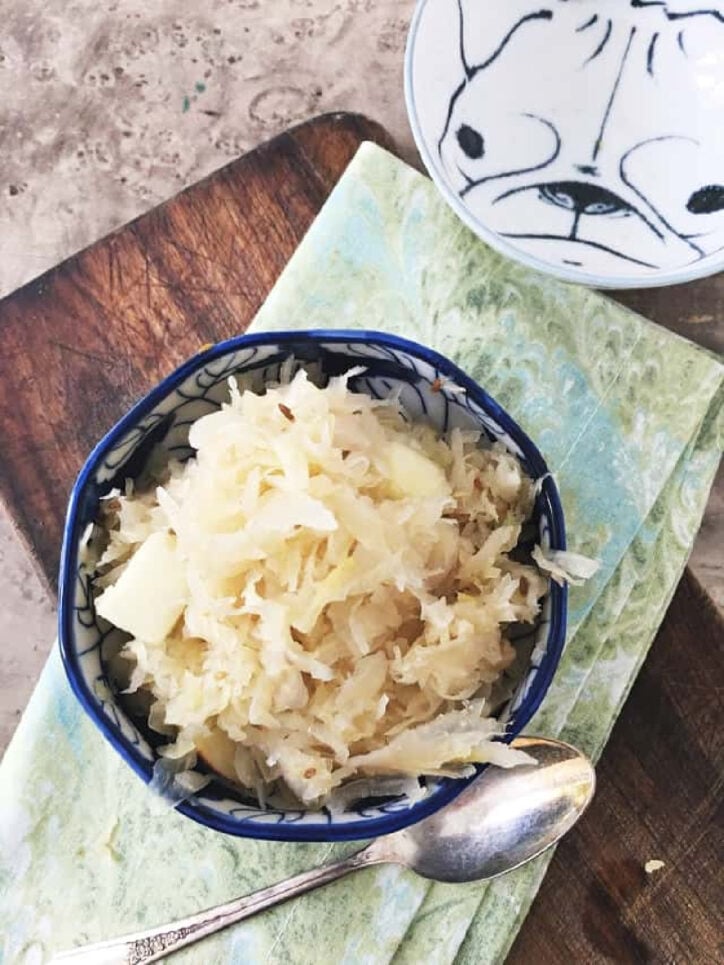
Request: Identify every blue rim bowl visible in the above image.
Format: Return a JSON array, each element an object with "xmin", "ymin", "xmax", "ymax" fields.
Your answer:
[{"xmin": 59, "ymin": 329, "xmax": 567, "ymax": 841}]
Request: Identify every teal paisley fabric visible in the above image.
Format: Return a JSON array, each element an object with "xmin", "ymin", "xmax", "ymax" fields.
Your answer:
[{"xmin": 1, "ymin": 144, "xmax": 721, "ymax": 965}]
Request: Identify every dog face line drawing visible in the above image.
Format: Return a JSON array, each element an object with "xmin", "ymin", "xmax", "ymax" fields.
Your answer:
[{"xmin": 437, "ymin": 0, "xmax": 724, "ymax": 272}]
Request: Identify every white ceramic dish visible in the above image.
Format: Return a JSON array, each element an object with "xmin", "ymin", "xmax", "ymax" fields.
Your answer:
[{"xmin": 405, "ymin": 0, "xmax": 724, "ymax": 288}]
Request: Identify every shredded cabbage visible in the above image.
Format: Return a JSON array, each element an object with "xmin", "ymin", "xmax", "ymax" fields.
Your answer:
[
  {"xmin": 531, "ymin": 546, "xmax": 600, "ymax": 586},
  {"xmin": 94, "ymin": 368, "xmax": 548, "ymax": 805}
]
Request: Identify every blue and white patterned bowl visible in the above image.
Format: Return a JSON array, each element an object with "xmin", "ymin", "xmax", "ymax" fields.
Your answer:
[{"xmin": 59, "ymin": 330, "xmax": 567, "ymax": 842}]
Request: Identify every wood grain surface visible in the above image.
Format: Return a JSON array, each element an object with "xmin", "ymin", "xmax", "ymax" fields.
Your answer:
[
  {"xmin": 0, "ymin": 113, "xmax": 393, "ymax": 587},
  {"xmin": 0, "ymin": 112, "xmax": 721, "ymax": 962},
  {"xmin": 508, "ymin": 568, "xmax": 724, "ymax": 965}
]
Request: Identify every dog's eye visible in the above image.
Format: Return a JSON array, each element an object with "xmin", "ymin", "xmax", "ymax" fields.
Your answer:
[
  {"xmin": 457, "ymin": 125, "xmax": 484, "ymax": 160},
  {"xmin": 687, "ymin": 185, "xmax": 724, "ymax": 214}
]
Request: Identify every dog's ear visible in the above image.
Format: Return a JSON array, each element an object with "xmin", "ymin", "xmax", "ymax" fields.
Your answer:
[{"xmin": 456, "ymin": 0, "xmax": 555, "ymax": 79}]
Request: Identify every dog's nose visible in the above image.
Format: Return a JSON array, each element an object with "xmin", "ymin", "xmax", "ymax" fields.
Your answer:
[{"xmin": 539, "ymin": 181, "xmax": 630, "ymax": 216}]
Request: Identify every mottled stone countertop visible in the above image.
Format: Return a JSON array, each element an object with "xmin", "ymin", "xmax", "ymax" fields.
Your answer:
[{"xmin": 0, "ymin": 0, "xmax": 720, "ymax": 753}]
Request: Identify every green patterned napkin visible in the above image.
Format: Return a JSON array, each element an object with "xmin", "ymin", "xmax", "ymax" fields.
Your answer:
[{"xmin": 1, "ymin": 144, "xmax": 721, "ymax": 965}]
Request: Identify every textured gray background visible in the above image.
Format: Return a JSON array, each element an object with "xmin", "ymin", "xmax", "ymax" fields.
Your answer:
[
  {"xmin": 0, "ymin": 0, "xmax": 415, "ymax": 298},
  {"xmin": 0, "ymin": 0, "xmax": 720, "ymax": 754}
]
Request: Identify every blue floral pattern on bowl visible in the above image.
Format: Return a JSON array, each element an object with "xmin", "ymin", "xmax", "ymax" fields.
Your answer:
[{"xmin": 59, "ymin": 330, "xmax": 566, "ymax": 842}]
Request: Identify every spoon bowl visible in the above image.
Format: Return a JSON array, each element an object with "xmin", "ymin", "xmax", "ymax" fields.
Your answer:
[
  {"xmin": 379, "ymin": 735, "xmax": 595, "ymax": 883},
  {"xmin": 54, "ymin": 736, "xmax": 594, "ymax": 964}
]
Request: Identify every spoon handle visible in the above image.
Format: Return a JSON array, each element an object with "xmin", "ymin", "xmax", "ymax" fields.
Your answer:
[{"xmin": 51, "ymin": 846, "xmax": 380, "ymax": 964}]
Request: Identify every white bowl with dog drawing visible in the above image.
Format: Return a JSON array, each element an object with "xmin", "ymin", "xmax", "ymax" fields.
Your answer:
[{"xmin": 405, "ymin": 0, "xmax": 724, "ymax": 288}]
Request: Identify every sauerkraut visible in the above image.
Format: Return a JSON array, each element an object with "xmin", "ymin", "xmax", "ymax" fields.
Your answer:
[{"xmin": 93, "ymin": 367, "xmax": 548, "ymax": 806}]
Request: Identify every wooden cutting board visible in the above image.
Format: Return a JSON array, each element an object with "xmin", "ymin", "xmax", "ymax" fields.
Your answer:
[{"xmin": 0, "ymin": 113, "xmax": 721, "ymax": 963}]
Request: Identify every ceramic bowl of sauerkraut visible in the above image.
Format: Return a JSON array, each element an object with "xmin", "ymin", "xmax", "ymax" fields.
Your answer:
[{"xmin": 59, "ymin": 329, "xmax": 567, "ymax": 841}]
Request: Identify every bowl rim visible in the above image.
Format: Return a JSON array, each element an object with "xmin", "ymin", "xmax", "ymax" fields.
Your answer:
[
  {"xmin": 59, "ymin": 328, "xmax": 567, "ymax": 841},
  {"xmin": 403, "ymin": 0, "xmax": 724, "ymax": 291}
]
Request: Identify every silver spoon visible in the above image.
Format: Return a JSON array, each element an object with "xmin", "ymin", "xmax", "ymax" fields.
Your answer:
[{"xmin": 53, "ymin": 736, "xmax": 594, "ymax": 964}]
